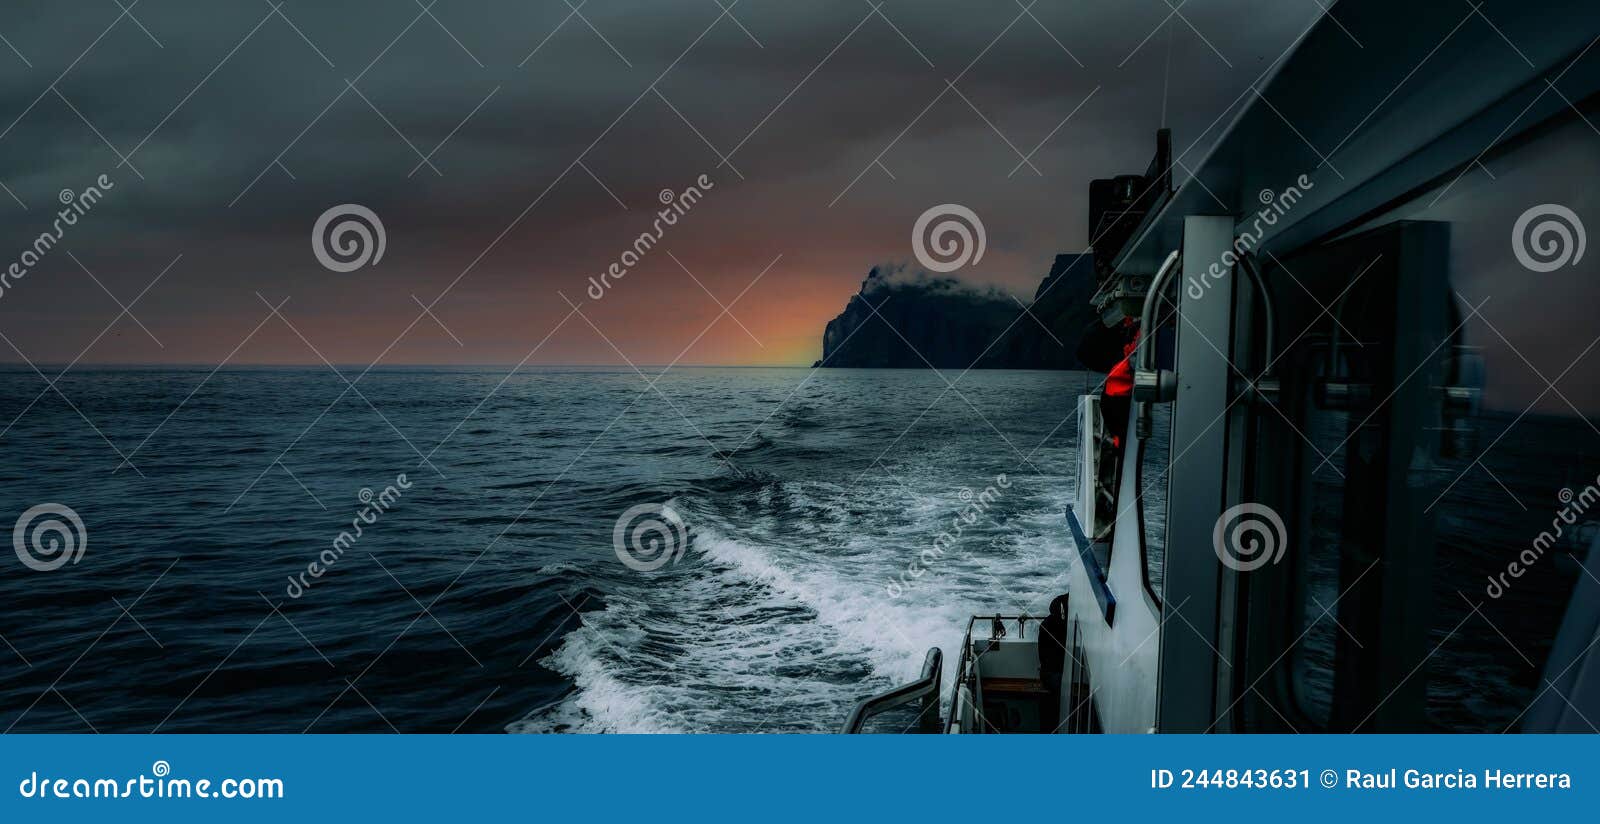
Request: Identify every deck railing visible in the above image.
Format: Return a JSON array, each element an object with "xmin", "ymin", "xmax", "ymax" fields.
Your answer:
[{"xmin": 840, "ymin": 647, "xmax": 942, "ymax": 734}]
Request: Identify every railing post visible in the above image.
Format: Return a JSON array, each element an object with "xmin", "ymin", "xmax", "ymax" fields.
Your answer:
[{"xmin": 918, "ymin": 653, "xmax": 941, "ymax": 733}]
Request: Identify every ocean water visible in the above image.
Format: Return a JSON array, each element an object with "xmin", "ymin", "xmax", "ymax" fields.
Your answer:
[
  {"xmin": 0, "ymin": 367, "xmax": 1088, "ymax": 733},
  {"xmin": 0, "ymin": 367, "xmax": 1585, "ymax": 733}
]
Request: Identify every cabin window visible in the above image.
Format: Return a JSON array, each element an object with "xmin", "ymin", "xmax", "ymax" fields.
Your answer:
[
  {"xmin": 1288, "ymin": 411, "xmax": 1348, "ymax": 728},
  {"xmin": 1139, "ymin": 400, "xmax": 1173, "ymax": 604},
  {"xmin": 1286, "ymin": 116, "xmax": 1600, "ymax": 731},
  {"xmin": 1355, "ymin": 119, "xmax": 1600, "ymax": 732}
]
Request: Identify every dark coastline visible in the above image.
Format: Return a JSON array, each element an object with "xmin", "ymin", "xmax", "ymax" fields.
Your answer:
[{"xmin": 814, "ymin": 254, "xmax": 1097, "ymax": 370}]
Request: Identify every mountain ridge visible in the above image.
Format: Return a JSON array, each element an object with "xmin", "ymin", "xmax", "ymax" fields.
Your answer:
[{"xmin": 813, "ymin": 253, "xmax": 1096, "ymax": 370}]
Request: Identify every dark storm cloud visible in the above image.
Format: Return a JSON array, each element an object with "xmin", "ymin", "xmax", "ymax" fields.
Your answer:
[
  {"xmin": 0, "ymin": 0, "xmax": 1327, "ymax": 367},
  {"xmin": 0, "ymin": 1, "xmax": 1315, "ymax": 228}
]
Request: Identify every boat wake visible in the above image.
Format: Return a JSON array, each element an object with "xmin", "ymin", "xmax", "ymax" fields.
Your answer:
[{"xmin": 512, "ymin": 468, "xmax": 1072, "ymax": 733}]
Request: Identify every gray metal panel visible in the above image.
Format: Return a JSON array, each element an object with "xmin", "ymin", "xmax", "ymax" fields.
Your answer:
[
  {"xmin": 1113, "ymin": 0, "xmax": 1600, "ymax": 278},
  {"xmin": 1155, "ymin": 216, "xmax": 1236, "ymax": 732}
]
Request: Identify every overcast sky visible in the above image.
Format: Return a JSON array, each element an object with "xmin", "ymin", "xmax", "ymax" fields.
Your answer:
[{"xmin": 0, "ymin": 0, "xmax": 1327, "ymax": 368}]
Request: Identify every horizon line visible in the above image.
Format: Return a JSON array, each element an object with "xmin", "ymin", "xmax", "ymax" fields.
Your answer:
[{"xmin": 0, "ymin": 361, "xmax": 819, "ymax": 369}]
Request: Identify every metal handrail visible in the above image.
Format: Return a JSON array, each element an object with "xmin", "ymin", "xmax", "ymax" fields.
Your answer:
[
  {"xmin": 1134, "ymin": 249, "xmax": 1182, "ymax": 439},
  {"xmin": 944, "ymin": 614, "xmax": 1036, "ymax": 733},
  {"xmin": 1136, "ymin": 249, "xmax": 1182, "ymax": 376},
  {"xmin": 840, "ymin": 647, "xmax": 943, "ymax": 734}
]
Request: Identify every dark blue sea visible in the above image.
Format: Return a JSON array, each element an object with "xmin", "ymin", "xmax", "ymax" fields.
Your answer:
[{"xmin": 0, "ymin": 367, "xmax": 1588, "ymax": 732}]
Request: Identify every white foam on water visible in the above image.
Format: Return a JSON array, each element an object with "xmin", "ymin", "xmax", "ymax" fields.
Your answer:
[
  {"xmin": 514, "ymin": 472, "xmax": 1073, "ymax": 733},
  {"xmin": 507, "ymin": 600, "xmax": 694, "ymax": 734}
]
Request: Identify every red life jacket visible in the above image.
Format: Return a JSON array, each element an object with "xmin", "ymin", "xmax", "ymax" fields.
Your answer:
[{"xmin": 1106, "ymin": 319, "xmax": 1138, "ymax": 398}]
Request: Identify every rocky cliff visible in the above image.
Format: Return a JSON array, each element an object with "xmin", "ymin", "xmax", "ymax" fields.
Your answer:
[{"xmin": 815, "ymin": 253, "xmax": 1095, "ymax": 369}]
